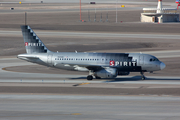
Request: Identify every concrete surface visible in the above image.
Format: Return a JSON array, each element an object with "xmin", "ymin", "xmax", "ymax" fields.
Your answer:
[{"xmin": 0, "ymin": 94, "xmax": 180, "ymax": 120}]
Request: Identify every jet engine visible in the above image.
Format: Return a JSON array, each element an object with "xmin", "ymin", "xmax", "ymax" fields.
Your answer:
[
  {"xmin": 74, "ymin": 67, "xmax": 89, "ymax": 72},
  {"xmin": 94, "ymin": 68, "xmax": 117, "ymax": 78},
  {"xmin": 118, "ymin": 72, "xmax": 130, "ymax": 76}
]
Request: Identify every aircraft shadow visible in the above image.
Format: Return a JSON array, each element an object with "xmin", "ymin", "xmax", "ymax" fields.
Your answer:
[
  {"xmin": 69, "ymin": 76, "xmax": 180, "ymax": 82},
  {"xmin": 110, "ymin": 76, "xmax": 180, "ymax": 82}
]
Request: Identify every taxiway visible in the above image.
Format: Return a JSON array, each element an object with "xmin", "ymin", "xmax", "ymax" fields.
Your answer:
[{"xmin": 0, "ymin": 94, "xmax": 180, "ymax": 120}]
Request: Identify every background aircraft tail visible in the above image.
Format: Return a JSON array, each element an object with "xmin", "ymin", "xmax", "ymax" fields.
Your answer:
[
  {"xmin": 176, "ymin": 0, "xmax": 180, "ymax": 9},
  {"xmin": 21, "ymin": 25, "xmax": 50, "ymax": 54}
]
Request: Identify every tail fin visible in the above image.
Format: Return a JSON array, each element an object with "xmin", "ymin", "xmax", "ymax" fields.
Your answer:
[{"xmin": 21, "ymin": 25, "xmax": 50, "ymax": 54}]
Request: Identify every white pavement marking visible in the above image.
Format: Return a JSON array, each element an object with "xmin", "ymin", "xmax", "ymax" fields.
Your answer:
[
  {"xmin": 1, "ymin": 30, "xmax": 180, "ymax": 39},
  {"xmin": 0, "ymin": 94, "xmax": 180, "ymax": 100},
  {"xmin": 0, "ymin": 76, "xmax": 180, "ymax": 84}
]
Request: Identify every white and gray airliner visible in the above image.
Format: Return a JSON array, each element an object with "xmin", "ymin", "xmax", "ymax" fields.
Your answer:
[{"xmin": 17, "ymin": 25, "xmax": 166, "ymax": 80}]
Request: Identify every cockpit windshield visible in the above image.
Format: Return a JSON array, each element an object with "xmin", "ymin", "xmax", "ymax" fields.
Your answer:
[{"xmin": 150, "ymin": 58, "xmax": 159, "ymax": 62}]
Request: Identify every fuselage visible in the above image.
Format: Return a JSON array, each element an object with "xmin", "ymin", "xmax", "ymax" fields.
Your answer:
[{"xmin": 18, "ymin": 52, "xmax": 165, "ymax": 73}]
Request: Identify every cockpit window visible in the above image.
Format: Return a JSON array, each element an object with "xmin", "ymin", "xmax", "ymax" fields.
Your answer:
[{"xmin": 150, "ymin": 58, "xmax": 159, "ymax": 62}]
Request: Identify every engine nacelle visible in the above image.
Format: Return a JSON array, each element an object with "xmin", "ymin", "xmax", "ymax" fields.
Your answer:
[
  {"xmin": 94, "ymin": 68, "xmax": 117, "ymax": 78},
  {"xmin": 118, "ymin": 71, "xmax": 130, "ymax": 76},
  {"xmin": 74, "ymin": 67, "xmax": 89, "ymax": 71}
]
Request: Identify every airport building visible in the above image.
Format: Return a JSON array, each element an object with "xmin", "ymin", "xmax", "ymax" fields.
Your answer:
[{"xmin": 141, "ymin": 0, "xmax": 179, "ymax": 23}]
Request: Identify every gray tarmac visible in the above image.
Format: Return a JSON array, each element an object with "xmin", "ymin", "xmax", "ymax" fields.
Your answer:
[{"xmin": 0, "ymin": 94, "xmax": 180, "ymax": 120}]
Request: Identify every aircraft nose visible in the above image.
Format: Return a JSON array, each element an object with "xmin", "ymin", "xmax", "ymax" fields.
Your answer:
[{"xmin": 160, "ymin": 62, "xmax": 166, "ymax": 70}]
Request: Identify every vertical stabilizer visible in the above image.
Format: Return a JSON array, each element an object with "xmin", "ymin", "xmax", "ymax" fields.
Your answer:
[{"xmin": 21, "ymin": 25, "xmax": 50, "ymax": 54}]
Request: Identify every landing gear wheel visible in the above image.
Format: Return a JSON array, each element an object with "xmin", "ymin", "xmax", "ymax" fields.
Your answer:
[
  {"xmin": 87, "ymin": 75, "xmax": 93, "ymax": 80},
  {"xmin": 140, "ymin": 71, "xmax": 146, "ymax": 80},
  {"xmin": 95, "ymin": 76, "xmax": 101, "ymax": 79},
  {"xmin": 141, "ymin": 76, "xmax": 145, "ymax": 80}
]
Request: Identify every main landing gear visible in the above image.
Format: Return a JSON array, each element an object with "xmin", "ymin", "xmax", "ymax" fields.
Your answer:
[
  {"xmin": 87, "ymin": 75, "xmax": 101, "ymax": 80},
  {"xmin": 87, "ymin": 75, "xmax": 93, "ymax": 80},
  {"xmin": 87, "ymin": 70, "xmax": 101, "ymax": 80},
  {"xmin": 141, "ymin": 71, "xmax": 145, "ymax": 80},
  {"xmin": 87, "ymin": 70, "xmax": 94, "ymax": 80}
]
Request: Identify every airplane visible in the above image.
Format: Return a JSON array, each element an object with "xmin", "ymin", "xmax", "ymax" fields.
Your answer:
[
  {"xmin": 17, "ymin": 25, "xmax": 166, "ymax": 80},
  {"xmin": 176, "ymin": 0, "xmax": 180, "ymax": 9}
]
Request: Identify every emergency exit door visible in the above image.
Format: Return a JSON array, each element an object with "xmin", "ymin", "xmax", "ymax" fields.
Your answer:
[{"xmin": 47, "ymin": 54, "xmax": 52, "ymax": 64}]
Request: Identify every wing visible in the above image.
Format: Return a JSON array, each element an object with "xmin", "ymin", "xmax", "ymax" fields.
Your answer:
[{"xmin": 55, "ymin": 62, "xmax": 106, "ymax": 71}]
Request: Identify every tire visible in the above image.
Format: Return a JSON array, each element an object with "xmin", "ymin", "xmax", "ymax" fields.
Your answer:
[
  {"xmin": 87, "ymin": 75, "xmax": 93, "ymax": 80},
  {"xmin": 141, "ymin": 76, "xmax": 145, "ymax": 80}
]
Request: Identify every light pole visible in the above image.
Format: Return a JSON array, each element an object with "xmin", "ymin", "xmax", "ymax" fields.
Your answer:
[
  {"xmin": 80, "ymin": 0, "xmax": 82, "ymax": 21},
  {"xmin": 116, "ymin": 0, "xmax": 117, "ymax": 23},
  {"xmin": 25, "ymin": 12, "xmax": 27, "ymax": 25}
]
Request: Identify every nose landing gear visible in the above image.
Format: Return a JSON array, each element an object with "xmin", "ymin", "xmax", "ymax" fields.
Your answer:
[{"xmin": 141, "ymin": 71, "xmax": 145, "ymax": 80}]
